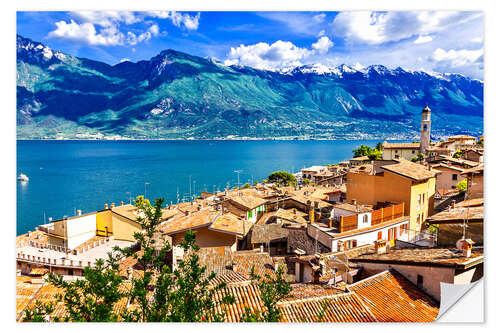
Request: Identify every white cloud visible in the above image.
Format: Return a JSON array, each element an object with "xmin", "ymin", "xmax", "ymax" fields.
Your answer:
[
  {"xmin": 431, "ymin": 48, "xmax": 483, "ymax": 68},
  {"xmin": 331, "ymin": 11, "xmax": 480, "ymax": 45},
  {"xmin": 48, "ymin": 20, "xmax": 126, "ymax": 46},
  {"xmin": 72, "ymin": 11, "xmax": 140, "ymax": 27},
  {"xmin": 414, "ymin": 35, "xmax": 433, "ymax": 44},
  {"xmin": 312, "ymin": 36, "xmax": 333, "ymax": 54},
  {"xmin": 224, "ymin": 40, "xmax": 311, "ymax": 69},
  {"xmin": 313, "ymin": 13, "xmax": 326, "ymax": 23},
  {"xmin": 126, "ymin": 24, "xmax": 159, "ymax": 46},
  {"xmin": 147, "ymin": 11, "xmax": 200, "ymax": 30},
  {"xmin": 120, "ymin": 58, "xmax": 130, "ymax": 62},
  {"xmin": 225, "ymin": 37, "xmax": 335, "ymax": 69}
]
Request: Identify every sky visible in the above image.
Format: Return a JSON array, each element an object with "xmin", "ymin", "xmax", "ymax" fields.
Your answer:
[{"xmin": 17, "ymin": 11, "xmax": 484, "ymax": 79}]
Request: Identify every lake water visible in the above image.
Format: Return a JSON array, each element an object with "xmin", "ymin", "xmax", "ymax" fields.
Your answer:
[{"xmin": 16, "ymin": 139, "xmax": 383, "ymax": 235}]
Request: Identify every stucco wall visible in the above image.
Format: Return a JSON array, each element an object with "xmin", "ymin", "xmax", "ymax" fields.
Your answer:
[
  {"xmin": 171, "ymin": 227, "xmax": 237, "ymax": 249},
  {"xmin": 331, "ymin": 218, "xmax": 410, "ymax": 251},
  {"xmin": 65, "ymin": 214, "xmax": 97, "ymax": 249},
  {"xmin": 434, "ymin": 166, "xmax": 466, "ymax": 191},
  {"xmin": 382, "ymin": 148, "xmax": 419, "ymax": 161},
  {"xmin": 355, "ymin": 262, "xmax": 454, "ymax": 302}
]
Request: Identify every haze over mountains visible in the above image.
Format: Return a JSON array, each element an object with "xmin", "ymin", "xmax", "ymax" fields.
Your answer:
[{"xmin": 17, "ymin": 35, "xmax": 483, "ymax": 140}]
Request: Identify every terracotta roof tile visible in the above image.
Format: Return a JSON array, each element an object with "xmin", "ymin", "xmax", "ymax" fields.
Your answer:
[
  {"xmin": 381, "ymin": 160, "xmax": 438, "ymax": 181},
  {"xmin": 351, "ymin": 247, "xmax": 483, "ymax": 268},
  {"xmin": 209, "ymin": 213, "xmax": 254, "ymax": 237},
  {"xmin": 158, "ymin": 209, "xmax": 219, "ymax": 235},
  {"xmin": 349, "ymin": 270, "xmax": 439, "ymax": 322},
  {"xmin": 227, "ymin": 195, "xmax": 268, "ymax": 210},
  {"xmin": 383, "ymin": 142, "xmax": 420, "ymax": 149}
]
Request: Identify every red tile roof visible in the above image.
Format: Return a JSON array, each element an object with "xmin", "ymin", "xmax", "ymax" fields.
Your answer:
[{"xmin": 349, "ymin": 270, "xmax": 439, "ymax": 322}]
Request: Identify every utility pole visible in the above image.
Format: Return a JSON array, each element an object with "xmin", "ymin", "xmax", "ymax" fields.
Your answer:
[
  {"xmin": 189, "ymin": 175, "xmax": 192, "ymax": 199},
  {"xmin": 234, "ymin": 170, "xmax": 242, "ymax": 188},
  {"xmin": 193, "ymin": 180, "xmax": 196, "ymax": 199},
  {"xmin": 176, "ymin": 187, "xmax": 180, "ymax": 204}
]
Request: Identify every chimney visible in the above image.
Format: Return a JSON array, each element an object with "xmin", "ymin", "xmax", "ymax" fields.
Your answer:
[
  {"xmin": 104, "ymin": 203, "xmax": 109, "ymax": 210},
  {"xmin": 314, "ymin": 201, "xmax": 319, "ymax": 209},
  {"xmin": 185, "ymin": 210, "xmax": 190, "ymax": 216},
  {"xmin": 374, "ymin": 240, "xmax": 388, "ymax": 254},
  {"xmin": 77, "ymin": 209, "xmax": 82, "ymax": 216},
  {"xmin": 457, "ymin": 238, "xmax": 474, "ymax": 258},
  {"xmin": 428, "ymin": 164, "xmax": 432, "ymax": 170},
  {"xmin": 293, "ymin": 208, "xmax": 297, "ymax": 215},
  {"xmin": 110, "ymin": 202, "xmax": 115, "ymax": 209},
  {"xmin": 451, "ymin": 200, "xmax": 456, "ymax": 209},
  {"xmin": 328, "ymin": 218, "xmax": 333, "ymax": 228},
  {"xmin": 120, "ymin": 201, "xmax": 124, "ymax": 206},
  {"xmin": 274, "ymin": 262, "xmax": 280, "ymax": 271},
  {"xmin": 260, "ymin": 244, "xmax": 264, "ymax": 253}
]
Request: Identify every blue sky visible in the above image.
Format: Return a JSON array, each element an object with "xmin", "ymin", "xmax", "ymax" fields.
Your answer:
[{"xmin": 17, "ymin": 11, "xmax": 484, "ymax": 78}]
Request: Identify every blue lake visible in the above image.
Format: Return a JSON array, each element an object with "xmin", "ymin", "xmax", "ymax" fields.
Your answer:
[{"xmin": 16, "ymin": 139, "xmax": 384, "ymax": 235}]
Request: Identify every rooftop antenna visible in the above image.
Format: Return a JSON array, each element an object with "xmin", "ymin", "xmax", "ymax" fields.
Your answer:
[
  {"xmin": 176, "ymin": 187, "xmax": 180, "ymax": 204},
  {"xmin": 234, "ymin": 170, "xmax": 242, "ymax": 188}
]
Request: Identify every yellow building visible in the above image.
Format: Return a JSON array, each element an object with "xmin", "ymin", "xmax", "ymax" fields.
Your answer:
[
  {"xmin": 346, "ymin": 160, "xmax": 437, "ymax": 231},
  {"xmin": 96, "ymin": 204, "xmax": 143, "ymax": 242},
  {"xmin": 40, "ymin": 203, "xmax": 144, "ymax": 249}
]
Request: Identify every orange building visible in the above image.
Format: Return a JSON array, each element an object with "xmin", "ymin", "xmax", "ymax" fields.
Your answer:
[{"xmin": 346, "ymin": 160, "xmax": 437, "ymax": 232}]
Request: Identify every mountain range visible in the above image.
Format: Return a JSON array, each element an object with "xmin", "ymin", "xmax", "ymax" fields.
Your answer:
[{"xmin": 16, "ymin": 35, "xmax": 483, "ymax": 140}]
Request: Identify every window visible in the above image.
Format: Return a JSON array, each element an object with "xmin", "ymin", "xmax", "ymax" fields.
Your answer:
[
  {"xmin": 412, "ymin": 150, "xmax": 415, "ymax": 154},
  {"xmin": 352, "ymin": 240, "xmax": 357, "ymax": 248},
  {"xmin": 362, "ymin": 215, "xmax": 368, "ymax": 223},
  {"xmin": 395, "ymin": 150, "xmax": 398, "ymax": 153},
  {"xmin": 417, "ymin": 274, "xmax": 424, "ymax": 289},
  {"xmin": 452, "ymin": 174, "xmax": 458, "ymax": 181},
  {"xmin": 423, "ymin": 124, "xmax": 428, "ymax": 131},
  {"xmin": 377, "ymin": 231, "xmax": 382, "ymax": 240}
]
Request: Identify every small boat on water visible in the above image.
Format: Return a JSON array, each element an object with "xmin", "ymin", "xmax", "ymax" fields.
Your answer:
[{"xmin": 17, "ymin": 173, "xmax": 29, "ymax": 182}]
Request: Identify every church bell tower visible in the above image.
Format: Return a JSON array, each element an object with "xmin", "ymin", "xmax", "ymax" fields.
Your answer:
[{"xmin": 420, "ymin": 105, "xmax": 431, "ymax": 154}]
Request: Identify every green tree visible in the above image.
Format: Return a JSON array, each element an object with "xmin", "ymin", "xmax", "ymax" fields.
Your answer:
[
  {"xmin": 118, "ymin": 196, "xmax": 234, "ymax": 322},
  {"xmin": 24, "ymin": 251, "xmax": 126, "ymax": 322},
  {"xmin": 411, "ymin": 153, "xmax": 425, "ymax": 162},
  {"xmin": 162, "ymin": 231, "xmax": 234, "ymax": 322},
  {"xmin": 456, "ymin": 178, "xmax": 468, "ymax": 192},
  {"xmin": 240, "ymin": 265, "xmax": 292, "ymax": 322},
  {"xmin": 352, "ymin": 145, "xmax": 381, "ymax": 160},
  {"xmin": 477, "ymin": 137, "xmax": 484, "ymax": 146},
  {"xmin": 367, "ymin": 149, "xmax": 382, "ymax": 160},
  {"xmin": 375, "ymin": 142, "xmax": 384, "ymax": 151},
  {"xmin": 453, "ymin": 150, "xmax": 463, "ymax": 159},
  {"xmin": 302, "ymin": 178, "xmax": 311, "ymax": 185},
  {"xmin": 352, "ymin": 145, "xmax": 372, "ymax": 158},
  {"xmin": 268, "ymin": 171, "xmax": 297, "ymax": 187},
  {"xmin": 240, "ymin": 183, "xmax": 251, "ymax": 189},
  {"xmin": 22, "ymin": 301, "xmax": 56, "ymax": 322},
  {"xmin": 25, "ymin": 196, "xmax": 234, "ymax": 323}
]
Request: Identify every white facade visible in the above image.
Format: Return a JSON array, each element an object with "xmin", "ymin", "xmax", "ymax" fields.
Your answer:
[
  {"xmin": 65, "ymin": 214, "xmax": 97, "ymax": 249},
  {"xmin": 330, "ymin": 218, "xmax": 410, "ymax": 252}
]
